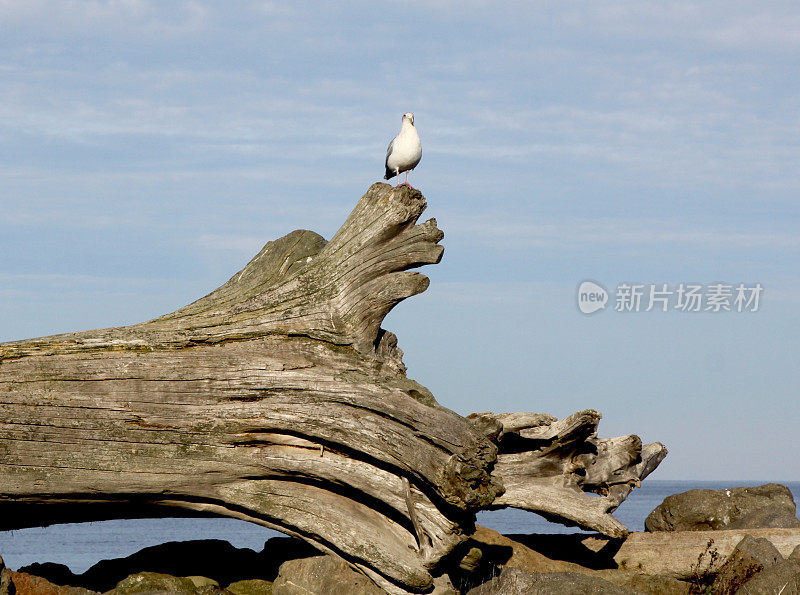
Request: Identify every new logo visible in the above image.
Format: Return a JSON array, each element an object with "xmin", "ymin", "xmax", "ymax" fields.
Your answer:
[{"xmin": 577, "ymin": 280, "xmax": 608, "ymax": 314}]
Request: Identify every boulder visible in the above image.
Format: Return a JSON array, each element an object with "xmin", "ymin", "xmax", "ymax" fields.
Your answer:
[
  {"xmin": 712, "ymin": 535, "xmax": 783, "ymax": 593},
  {"xmin": 186, "ymin": 577, "xmax": 221, "ymax": 589},
  {"xmin": 595, "ymin": 570, "xmax": 691, "ymax": 595},
  {"xmin": 272, "ymin": 555, "xmax": 382, "ymax": 595},
  {"xmin": 645, "ymin": 483, "xmax": 800, "ymax": 532},
  {"xmin": 16, "ymin": 563, "xmax": 78, "ymax": 588},
  {"xmin": 20, "ymin": 537, "xmax": 316, "ymax": 593},
  {"xmin": 791, "ymin": 544, "xmax": 800, "ymax": 562},
  {"xmin": 226, "ymin": 579, "xmax": 273, "ymax": 594},
  {"xmin": 469, "ymin": 526, "xmax": 586, "ymax": 573},
  {"xmin": 741, "ymin": 558, "xmax": 800, "ymax": 594},
  {"xmin": 462, "ymin": 527, "xmax": 689, "ymax": 593},
  {"xmin": 0, "ymin": 555, "xmax": 13, "ymax": 595},
  {"xmin": 106, "ymin": 572, "xmax": 200, "ymax": 594},
  {"xmin": 466, "ymin": 567, "xmax": 637, "ymax": 594},
  {"xmin": 81, "ymin": 539, "xmax": 270, "ymax": 592},
  {"xmin": 6, "ymin": 571, "xmax": 96, "ymax": 595}
]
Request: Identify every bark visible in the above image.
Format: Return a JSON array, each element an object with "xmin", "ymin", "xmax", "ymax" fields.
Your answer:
[{"xmin": 0, "ymin": 183, "xmax": 665, "ymax": 593}]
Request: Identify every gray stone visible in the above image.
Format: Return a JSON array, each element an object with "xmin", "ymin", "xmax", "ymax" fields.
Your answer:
[
  {"xmin": 466, "ymin": 568, "xmax": 637, "ymax": 594},
  {"xmin": 272, "ymin": 555, "xmax": 382, "ymax": 595},
  {"xmin": 646, "ymin": 483, "xmax": 800, "ymax": 532},
  {"xmin": 106, "ymin": 572, "xmax": 199, "ymax": 594},
  {"xmin": 713, "ymin": 535, "xmax": 783, "ymax": 593},
  {"xmin": 740, "ymin": 558, "xmax": 800, "ymax": 594}
]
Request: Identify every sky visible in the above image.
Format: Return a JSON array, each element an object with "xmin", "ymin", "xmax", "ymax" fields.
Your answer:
[{"xmin": 0, "ymin": 1, "xmax": 798, "ymax": 481}]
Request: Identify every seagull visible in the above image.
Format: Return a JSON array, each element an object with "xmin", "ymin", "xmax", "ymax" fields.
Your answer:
[{"xmin": 384, "ymin": 112, "xmax": 422, "ymax": 188}]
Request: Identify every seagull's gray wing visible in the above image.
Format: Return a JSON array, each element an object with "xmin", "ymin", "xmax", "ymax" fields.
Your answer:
[
  {"xmin": 384, "ymin": 138, "xmax": 395, "ymax": 179},
  {"xmin": 385, "ymin": 138, "xmax": 394, "ymax": 164}
]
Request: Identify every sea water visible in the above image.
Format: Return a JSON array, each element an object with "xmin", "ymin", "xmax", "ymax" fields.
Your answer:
[{"xmin": 1, "ymin": 480, "xmax": 798, "ymax": 572}]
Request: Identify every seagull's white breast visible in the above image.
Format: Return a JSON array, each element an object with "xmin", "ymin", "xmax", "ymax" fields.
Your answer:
[{"xmin": 387, "ymin": 124, "xmax": 422, "ymax": 173}]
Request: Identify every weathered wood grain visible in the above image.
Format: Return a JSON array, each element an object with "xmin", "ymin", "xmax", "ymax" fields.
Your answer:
[
  {"xmin": 0, "ymin": 183, "xmax": 665, "ymax": 593},
  {"xmin": 468, "ymin": 410, "xmax": 667, "ymax": 539}
]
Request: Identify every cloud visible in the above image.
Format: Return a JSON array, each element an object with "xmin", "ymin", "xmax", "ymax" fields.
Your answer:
[
  {"xmin": 427, "ymin": 281, "xmax": 562, "ymax": 304},
  {"xmin": 700, "ymin": 7, "xmax": 800, "ymax": 50},
  {"xmin": 0, "ymin": 1, "xmax": 209, "ymax": 38},
  {"xmin": 2, "ymin": 1, "xmax": 797, "ymax": 208},
  {"xmin": 194, "ymin": 234, "xmax": 272, "ymax": 254},
  {"xmin": 446, "ymin": 216, "xmax": 800, "ymax": 252},
  {"xmin": 0, "ymin": 271, "xmax": 169, "ymax": 301},
  {"xmin": 549, "ymin": 2, "xmax": 800, "ymax": 51}
]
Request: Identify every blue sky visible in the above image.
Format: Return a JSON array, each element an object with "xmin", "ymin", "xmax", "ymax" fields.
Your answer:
[{"xmin": 1, "ymin": 1, "xmax": 798, "ymax": 480}]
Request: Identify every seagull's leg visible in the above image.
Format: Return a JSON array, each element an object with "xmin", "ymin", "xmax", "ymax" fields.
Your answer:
[{"xmin": 398, "ymin": 170, "xmax": 415, "ymax": 190}]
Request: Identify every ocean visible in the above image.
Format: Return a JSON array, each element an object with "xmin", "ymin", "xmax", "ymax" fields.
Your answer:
[{"xmin": 1, "ymin": 480, "xmax": 798, "ymax": 573}]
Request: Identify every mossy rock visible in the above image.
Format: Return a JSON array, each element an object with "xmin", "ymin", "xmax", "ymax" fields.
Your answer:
[
  {"xmin": 187, "ymin": 576, "xmax": 220, "ymax": 589},
  {"xmin": 226, "ymin": 579, "xmax": 273, "ymax": 595},
  {"xmin": 106, "ymin": 571, "xmax": 198, "ymax": 593}
]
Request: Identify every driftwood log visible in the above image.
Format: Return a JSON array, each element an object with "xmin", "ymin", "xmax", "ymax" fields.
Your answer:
[{"xmin": 0, "ymin": 183, "xmax": 666, "ymax": 593}]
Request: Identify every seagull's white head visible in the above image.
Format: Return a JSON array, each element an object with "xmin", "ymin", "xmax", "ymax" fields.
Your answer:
[{"xmin": 403, "ymin": 112, "xmax": 415, "ymax": 125}]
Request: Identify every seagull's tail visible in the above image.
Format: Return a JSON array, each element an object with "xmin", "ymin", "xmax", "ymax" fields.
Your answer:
[{"xmin": 384, "ymin": 168, "xmax": 394, "ymax": 180}]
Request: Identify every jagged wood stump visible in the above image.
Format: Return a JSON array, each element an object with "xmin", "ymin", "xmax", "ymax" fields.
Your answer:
[{"xmin": 0, "ymin": 183, "xmax": 665, "ymax": 593}]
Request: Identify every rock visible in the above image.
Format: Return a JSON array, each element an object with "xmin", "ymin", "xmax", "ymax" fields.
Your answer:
[
  {"xmin": 740, "ymin": 558, "xmax": 800, "ymax": 594},
  {"xmin": 226, "ymin": 579, "xmax": 273, "ymax": 594},
  {"xmin": 80, "ymin": 540, "xmax": 260, "ymax": 592},
  {"xmin": 7, "ymin": 571, "xmax": 96, "ymax": 595},
  {"xmin": 463, "ymin": 527, "xmax": 690, "ymax": 593},
  {"xmin": 466, "ymin": 567, "xmax": 637, "ymax": 594},
  {"xmin": 106, "ymin": 572, "xmax": 200, "ymax": 594},
  {"xmin": 791, "ymin": 544, "xmax": 800, "ymax": 562},
  {"xmin": 712, "ymin": 535, "xmax": 783, "ymax": 593},
  {"xmin": 646, "ymin": 483, "xmax": 800, "ymax": 532},
  {"xmin": 0, "ymin": 554, "xmax": 13, "ymax": 595},
  {"xmin": 1, "ymin": 536, "xmax": 312, "ymax": 594},
  {"xmin": 187, "ymin": 577, "xmax": 219, "ymax": 589},
  {"xmin": 459, "ymin": 547, "xmax": 483, "ymax": 572},
  {"xmin": 16, "ymin": 563, "xmax": 79, "ymax": 588},
  {"xmin": 605, "ymin": 528, "xmax": 800, "ymax": 578},
  {"xmin": 595, "ymin": 570, "xmax": 692, "ymax": 595},
  {"xmin": 43, "ymin": 537, "xmax": 317, "ymax": 593},
  {"xmin": 272, "ymin": 555, "xmax": 382, "ymax": 595},
  {"xmin": 430, "ymin": 574, "xmax": 459, "ymax": 595},
  {"xmin": 469, "ymin": 526, "xmax": 587, "ymax": 573}
]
